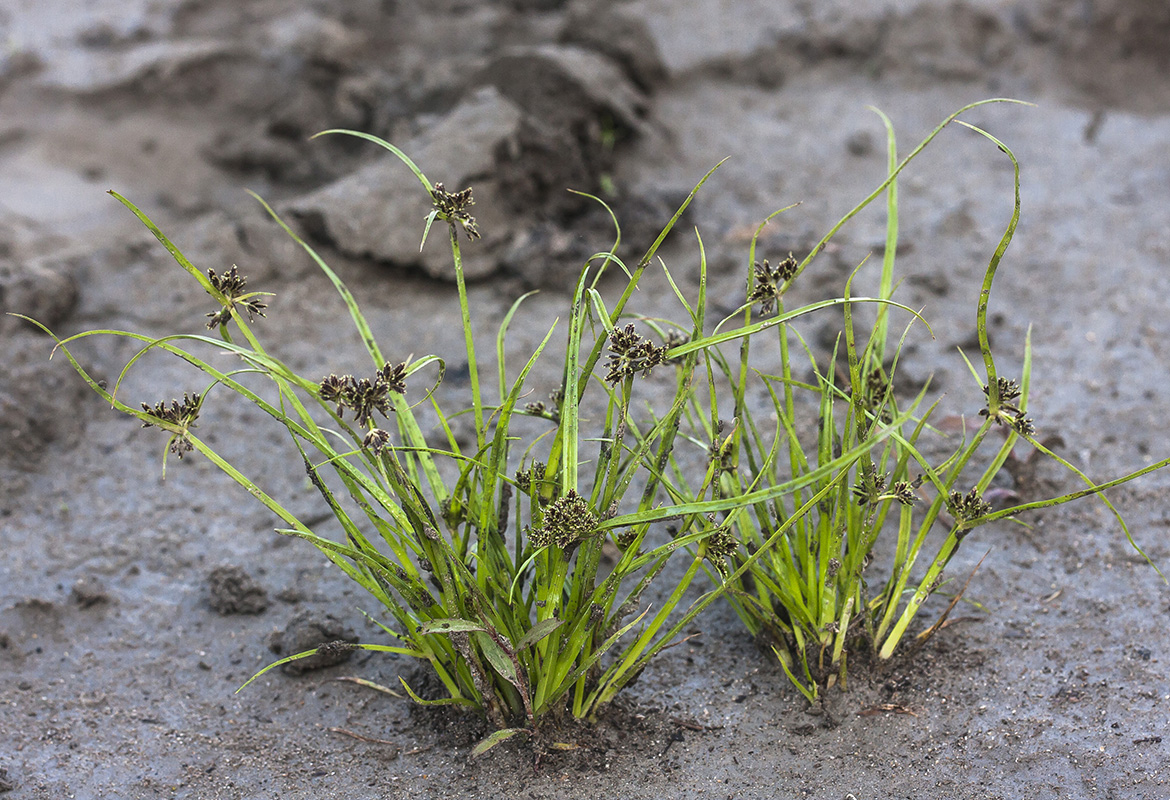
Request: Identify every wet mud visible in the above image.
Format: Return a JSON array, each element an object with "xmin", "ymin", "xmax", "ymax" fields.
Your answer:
[{"xmin": 2, "ymin": 1, "xmax": 1169, "ymax": 798}]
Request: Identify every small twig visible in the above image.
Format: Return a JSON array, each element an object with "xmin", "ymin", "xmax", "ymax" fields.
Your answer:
[
  {"xmin": 658, "ymin": 632, "xmax": 702, "ymax": 653},
  {"xmin": 909, "ymin": 549, "xmax": 989, "ymax": 654},
  {"xmin": 858, "ymin": 703, "xmax": 918, "ymax": 718},
  {"xmin": 670, "ymin": 717, "xmax": 724, "ymax": 732},
  {"xmin": 328, "ymin": 727, "xmax": 397, "ymax": 746},
  {"xmin": 935, "ymin": 615, "xmax": 982, "ymax": 632},
  {"xmin": 333, "ymin": 676, "xmax": 404, "ymax": 697}
]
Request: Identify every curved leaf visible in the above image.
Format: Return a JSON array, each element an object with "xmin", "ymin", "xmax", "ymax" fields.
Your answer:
[{"xmin": 471, "ymin": 727, "xmax": 530, "ymax": 757}]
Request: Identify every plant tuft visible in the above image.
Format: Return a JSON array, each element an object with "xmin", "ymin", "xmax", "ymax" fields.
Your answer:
[{"xmin": 28, "ymin": 99, "xmax": 1170, "ymax": 749}]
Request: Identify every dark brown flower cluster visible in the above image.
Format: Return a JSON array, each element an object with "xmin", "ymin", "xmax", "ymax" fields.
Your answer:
[
  {"xmin": 362, "ymin": 428, "xmax": 391, "ymax": 454},
  {"xmin": 889, "ymin": 479, "xmax": 920, "ymax": 506},
  {"xmin": 703, "ymin": 528, "xmax": 740, "ymax": 578},
  {"xmin": 319, "ymin": 362, "xmax": 407, "ymax": 426},
  {"xmin": 515, "ymin": 461, "xmax": 547, "ymax": 494},
  {"xmin": 662, "ymin": 329, "xmax": 689, "ymax": 364},
  {"xmin": 524, "ymin": 391, "xmax": 561, "ymax": 422},
  {"xmin": 615, "ymin": 528, "xmax": 641, "ymax": 553},
  {"xmin": 859, "ymin": 370, "xmax": 893, "ymax": 425},
  {"xmin": 205, "ymin": 265, "xmax": 268, "ymax": 328},
  {"xmin": 529, "ymin": 490, "xmax": 597, "ymax": 550},
  {"xmin": 981, "ymin": 377, "xmax": 1034, "ymax": 436},
  {"xmin": 851, "ymin": 461, "xmax": 888, "ymax": 505},
  {"xmin": 432, "ymin": 182, "xmax": 480, "ymax": 241},
  {"xmin": 141, "ymin": 392, "xmax": 202, "ymax": 457},
  {"xmin": 864, "ymin": 371, "xmax": 889, "ymax": 403},
  {"xmin": 947, "ymin": 487, "xmax": 992, "ymax": 535},
  {"xmin": 604, "ymin": 324, "xmax": 667, "ymax": 385},
  {"xmin": 853, "ymin": 462, "xmax": 920, "ymax": 507},
  {"xmin": 747, "ymin": 253, "xmax": 798, "ymax": 316},
  {"xmin": 524, "ymin": 400, "xmax": 554, "ymax": 420}
]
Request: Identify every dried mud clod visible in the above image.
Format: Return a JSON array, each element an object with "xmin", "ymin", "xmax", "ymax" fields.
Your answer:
[
  {"xmin": 484, "ymin": 699, "xmax": 692, "ymax": 772},
  {"xmin": 287, "ymin": 28, "xmax": 663, "ymax": 285},
  {"xmin": 206, "ymin": 565, "xmax": 270, "ymax": 615},
  {"xmin": 0, "ymin": 260, "xmax": 79, "ymax": 334},
  {"xmin": 70, "ymin": 576, "xmax": 111, "ymax": 608},
  {"xmin": 268, "ymin": 610, "xmax": 358, "ymax": 675},
  {"xmin": 0, "ymin": 356, "xmax": 88, "ymax": 466},
  {"xmin": 0, "ymin": 255, "xmax": 87, "ymax": 466},
  {"xmin": 560, "ymin": 0, "xmax": 668, "ymax": 92}
]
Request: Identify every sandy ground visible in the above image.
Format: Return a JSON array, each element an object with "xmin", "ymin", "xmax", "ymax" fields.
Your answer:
[{"xmin": 2, "ymin": 1, "xmax": 1170, "ymax": 798}]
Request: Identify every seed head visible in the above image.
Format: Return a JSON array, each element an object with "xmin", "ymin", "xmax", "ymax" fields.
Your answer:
[
  {"xmin": 604, "ymin": 324, "xmax": 667, "ymax": 385},
  {"xmin": 141, "ymin": 392, "xmax": 202, "ymax": 458},
  {"xmin": 362, "ymin": 428, "xmax": 391, "ymax": 454},
  {"xmin": 703, "ymin": 528, "xmax": 740, "ymax": 578},
  {"xmin": 1010, "ymin": 415, "xmax": 1035, "ymax": 437},
  {"xmin": 984, "ymin": 376, "xmax": 1022, "ymax": 404},
  {"xmin": 980, "ymin": 376, "xmax": 1036, "ymax": 437},
  {"xmin": 319, "ymin": 362, "xmax": 407, "ymax": 425},
  {"xmin": 530, "ymin": 490, "xmax": 597, "ymax": 550},
  {"xmin": 319, "ymin": 374, "xmax": 352, "ymax": 415},
  {"xmin": 662, "ymin": 329, "xmax": 690, "ymax": 365},
  {"xmin": 748, "ymin": 253, "xmax": 798, "ymax": 316},
  {"xmin": 615, "ymin": 528, "xmax": 640, "ymax": 552},
  {"xmin": 515, "ymin": 461, "xmax": 547, "ymax": 494},
  {"xmin": 206, "ymin": 265, "xmax": 268, "ymax": 328},
  {"xmin": 524, "ymin": 399, "xmax": 559, "ymax": 422},
  {"xmin": 890, "ymin": 479, "xmax": 919, "ymax": 506},
  {"xmin": 947, "ymin": 487, "xmax": 992, "ymax": 534},
  {"xmin": 378, "ymin": 361, "xmax": 408, "ymax": 395},
  {"xmin": 851, "ymin": 461, "xmax": 887, "ymax": 505},
  {"xmin": 431, "ymin": 182, "xmax": 480, "ymax": 240},
  {"xmin": 349, "ymin": 377, "xmax": 390, "ymax": 427},
  {"xmin": 859, "ymin": 371, "xmax": 893, "ymax": 424}
]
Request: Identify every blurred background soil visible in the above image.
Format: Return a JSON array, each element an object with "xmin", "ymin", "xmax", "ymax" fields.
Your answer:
[{"xmin": 2, "ymin": 1, "xmax": 1169, "ymax": 798}]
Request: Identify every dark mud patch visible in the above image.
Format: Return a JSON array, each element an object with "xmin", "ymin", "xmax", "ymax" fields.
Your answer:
[
  {"xmin": 70, "ymin": 575, "xmax": 112, "ymax": 608},
  {"xmin": 0, "ymin": 257, "xmax": 85, "ymax": 463},
  {"xmin": 0, "ymin": 351, "xmax": 87, "ymax": 466},
  {"xmin": 1019, "ymin": 0, "xmax": 1170, "ymax": 113},
  {"xmin": 0, "ymin": 598, "xmax": 65, "ymax": 663},
  {"xmin": 401, "ymin": 686, "xmax": 720, "ymax": 779},
  {"xmin": 0, "ymin": 260, "xmax": 78, "ymax": 331},
  {"xmin": 268, "ymin": 610, "xmax": 359, "ymax": 675},
  {"xmin": 206, "ymin": 564, "xmax": 270, "ymax": 615}
]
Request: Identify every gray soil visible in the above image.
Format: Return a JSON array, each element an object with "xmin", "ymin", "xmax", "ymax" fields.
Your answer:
[{"xmin": 3, "ymin": 1, "xmax": 1170, "ymax": 798}]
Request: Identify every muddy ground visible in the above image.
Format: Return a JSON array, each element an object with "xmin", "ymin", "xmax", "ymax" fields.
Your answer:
[{"xmin": 2, "ymin": 1, "xmax": 1170, "ymax": 798}]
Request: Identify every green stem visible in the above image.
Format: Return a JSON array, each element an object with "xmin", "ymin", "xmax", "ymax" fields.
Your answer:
[{"xmin": 450, "ymin": 226, "xmax": 485, "ymax": 452}]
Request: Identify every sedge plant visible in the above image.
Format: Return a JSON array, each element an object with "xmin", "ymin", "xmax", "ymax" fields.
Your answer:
[
  {"xmin": 23, "ymin": 131, "xmax": 914, "ymax": 753},
  {"xmin": 677, "ymin": 99, "xmax": 1170, "ymax": 702},
  {"xmin": 23, "ymin": 98, "xmax": 1167, "ymax": 747}
]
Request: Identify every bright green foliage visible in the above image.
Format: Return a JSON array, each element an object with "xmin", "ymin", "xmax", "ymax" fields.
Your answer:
[
  {"xmin": 23, "ymin": 99, "xmax": 1170, "ymax": 751},
  {"xmin": 677, "ymin": 101, "xmax": 1170, "ymax": 702},
  {"xmin": 28, "ymin": 137, "xmax": 807, "ymax": 753}
]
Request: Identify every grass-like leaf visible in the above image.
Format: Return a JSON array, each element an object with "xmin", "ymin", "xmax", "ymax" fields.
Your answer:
[{"xmin": 28, "ymin": 97, "xmax": 1167, "ymax": 749}]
